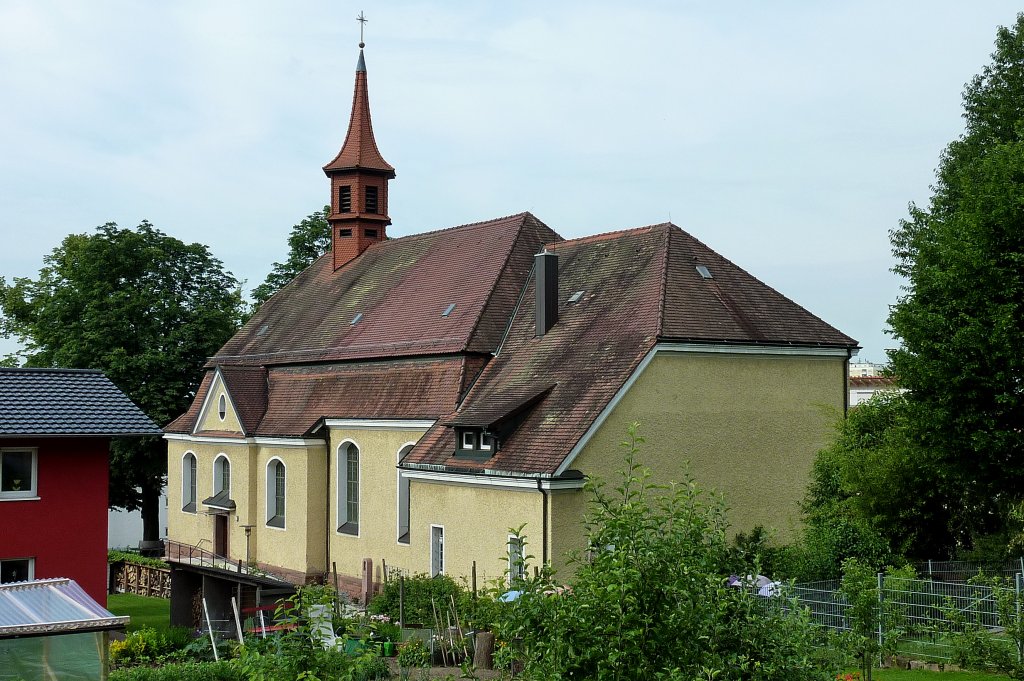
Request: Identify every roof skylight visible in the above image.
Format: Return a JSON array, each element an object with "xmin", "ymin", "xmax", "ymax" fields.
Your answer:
[
  {"xmin": 696, "ymin": 265, "xmax": 713, "ymax": 279},
  {"xmin": 351, "ymin": 312, "xmax": 363, "ymax": 325},
  {"xmin": 442, "ymin": 303, "xmax": 456, "ymax": 317},
  {"xmin": 567, "ymin": 290, "xmax": 585, "ymax": 304}
]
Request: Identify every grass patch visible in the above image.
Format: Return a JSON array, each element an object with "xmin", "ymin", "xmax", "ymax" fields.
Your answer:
[
  {"xmin": 872, "ymin": 671, "xmax": 1009, "ymax": 681},
  {"xmin": 107, "ymin": 593, "xmax": 171, "ymax": 633}
]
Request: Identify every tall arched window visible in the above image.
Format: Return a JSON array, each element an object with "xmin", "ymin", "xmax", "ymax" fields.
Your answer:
[
  {"xmin": 267, "ymin": 459, "xmax": 285, "ymax": 528},
  {"xmin": 214, "ymin": 454, "xmax": 230, "ymax": 495},
  {"xmin": 338, "ymin": 442, "xmax": 359, "ymax": 534},
  {"xmin": 397, "ymin": 444, "xmax": 414, "ymax": 544},
  {"xmin": 182, "ymin": 453, "xmax": 197, "ymax": 512}
]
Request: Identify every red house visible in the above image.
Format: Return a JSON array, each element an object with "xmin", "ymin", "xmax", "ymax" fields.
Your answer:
[{"xmin": 0, "ymin": 368, "xmax": 160, "ymax": 605}]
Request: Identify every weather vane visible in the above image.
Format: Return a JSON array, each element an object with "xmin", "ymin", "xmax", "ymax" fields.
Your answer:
[{"xmin": 357, "ymin": 11, "xmax": 367, "ymax": 48}]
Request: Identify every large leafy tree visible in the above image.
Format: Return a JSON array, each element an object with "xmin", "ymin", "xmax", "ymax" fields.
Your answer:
[
  {"xmin": 0, "ymin": 221, "xmax": 244, "ymax": 541},
  {"xmin": 888, "ymin": 15, "xmax": 1024, "ymax": 551},
  {"xmin": 250, "ymin": 206, "xmax": 330, "ymax": 308}
]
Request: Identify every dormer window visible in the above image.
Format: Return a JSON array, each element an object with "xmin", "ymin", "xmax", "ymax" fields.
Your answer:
[
  {"xmin": 456, "ymin": 428, "xmax": 496, "ymax": 458},
  {"xmin": 339, "ymin": 185, "xmax": 352, "ymax": 213}
]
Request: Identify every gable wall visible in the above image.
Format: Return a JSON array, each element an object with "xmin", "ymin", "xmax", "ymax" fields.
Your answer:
[
  {"xmin": 196, "ymin": 375, "xmax": 243, "ymax": 433},
  {"xmin": 558, "ymin": 350, "xmax": 845, "ymax": 564}
]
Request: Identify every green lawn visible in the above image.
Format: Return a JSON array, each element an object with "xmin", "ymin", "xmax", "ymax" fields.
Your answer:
[
  {"xmin": 106, "ymin": 593, "xmax": 171, "ymax": 633},
  {"xmin": 870, "ymin": 671, "xmax": 1008, "ymax": 681}
]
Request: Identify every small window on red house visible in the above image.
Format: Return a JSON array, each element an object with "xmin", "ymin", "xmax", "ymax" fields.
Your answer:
[
  {"xmin": 0, "ymin": 558, "xmax": 33, "ymax": 584},
  {"xmin": 0, "ymin": 449, "xmax": 36, "ymax": 499}
]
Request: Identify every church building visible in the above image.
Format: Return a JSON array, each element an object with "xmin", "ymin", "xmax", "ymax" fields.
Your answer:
[{"xmin": 163, "ymin": 38, "xmax": 857, "ymax": 621}]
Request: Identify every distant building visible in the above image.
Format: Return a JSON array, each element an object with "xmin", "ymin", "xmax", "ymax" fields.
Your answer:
[
  {"xmin": 849, "ymin": 358, "xmax": 886, "ymax": 377},
  {"xmin": 849, "ymin": 375, "xmax": 902, "ymax": 406},
  {"xmin": 0, "ymin": 368, "xmax": 160, "ymax": 605}
]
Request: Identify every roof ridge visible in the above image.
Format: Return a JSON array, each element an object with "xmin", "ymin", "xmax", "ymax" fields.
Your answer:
[
  {"xmin": 0, "ymin": 367, "xmax": 103, "ymax": 374},
  {"xmin": 385, "ymin": 211, "xmax": 536, "ymax": 244},
  {"xmin": 544, "ymin": 222, "xmax": 671, "ymax": 249},
  {"xmin": 656, "ymin": 226, "xmax": 672, "ymax": 336},
  {"xmin": 462, "ymin": 214, "xmax": 534, "ymax": 350}
]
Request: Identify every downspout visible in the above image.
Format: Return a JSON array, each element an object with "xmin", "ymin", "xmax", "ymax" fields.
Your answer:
[
  {"xmin": 325, "ymin": 434, "xmax": 331, "ymax": 584},
  {"xmin": 536, "ymin": 479, "xmax": 549, "ymax": 566},
  {"xmin": 844, "ymin": 348, "xmax": 854, "ymax": 415}
]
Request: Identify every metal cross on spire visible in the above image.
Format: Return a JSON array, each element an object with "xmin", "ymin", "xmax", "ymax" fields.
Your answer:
[{"xmin": 356, "ymin": 11, "xmax": 367, "ymax": 48}]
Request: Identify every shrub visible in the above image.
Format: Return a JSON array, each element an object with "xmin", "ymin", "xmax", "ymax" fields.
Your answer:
[
  {"xmin": 493, "ymin": 423, "xmax": 839, "ymax": 681},
  {"xmin": 397, "ymin": 638, "xmax": 430, "ymax": 668},
  {"xmin": 108, "ymin": 549, "xmax": 170, "ymax": 569},
  {"xmin": 369, "ymin": 573, "xmax": 462, "ymax": 626},
  {"xmin": 109, "ymin": 660, "xmax": 241, "ymax": 681},
  {"xmin": 354, "ymin": 655, "xmax": 392, "ymax": 680}
]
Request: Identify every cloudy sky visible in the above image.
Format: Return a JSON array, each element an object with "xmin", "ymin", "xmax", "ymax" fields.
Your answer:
[{"xmin": 1, "ymin": 1, "xmax": 1020, "ymax": 363}]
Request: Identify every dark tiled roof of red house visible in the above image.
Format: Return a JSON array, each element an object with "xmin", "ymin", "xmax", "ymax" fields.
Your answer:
[
  {"xmin": 404, "ymin": 223, "xmax": 857, "ymax": 476},
  {"xmin": 0, "ymin": 368, "xmax": 161, "ymax": 437},
  {"xmin": 212, "ymin": 213, "xmax": 561, "ymax": 367}
]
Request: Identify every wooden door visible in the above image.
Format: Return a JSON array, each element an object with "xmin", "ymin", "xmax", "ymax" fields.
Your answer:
[{"xmin": 214, "ymin": 514, "xmax": 229, "ymax": 557}]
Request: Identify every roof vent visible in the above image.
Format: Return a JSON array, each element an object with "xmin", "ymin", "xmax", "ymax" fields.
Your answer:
[
  {"xmin": 256, "ymin": 324, "xmax": 270, "ymax": 337},
  {"xmin": 442, "ymin": 303, "xmax": 456, "ymax": 317},
  {"xmin": 567, "ymin": 290, "xmax": 584, "ymax": 304},
  {"xmin": 351, "ymin": 312, "xmax": 363, "ymax": 325},
  {"xmin": 696, "ymin": 265, "xmax": 713, "ymax": 279}
]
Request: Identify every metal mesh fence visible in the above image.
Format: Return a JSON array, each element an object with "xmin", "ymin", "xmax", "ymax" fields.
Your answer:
[{"xmin": 781, "ymin": 572, "xmax": 1021, "ymax": 663}]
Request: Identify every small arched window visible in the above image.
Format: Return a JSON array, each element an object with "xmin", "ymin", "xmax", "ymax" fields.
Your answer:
[
  {"xmin": 267, "ymin": 459, "xmax": 285, "ymax": 528},
  {"xmin": 214, "ymin": 455, "xmax": 230, "ymax": 495},
  {"xmin": 182, "ymin": 453, "xmax": 197, "ymax": 513}
]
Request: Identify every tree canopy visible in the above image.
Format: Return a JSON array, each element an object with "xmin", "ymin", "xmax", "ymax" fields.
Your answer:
[
  {"xmin": 887, "ymin": 14, "xmax": 1024, "ymax": 552},
  {"xmin": 0, "ymin": 221, "xmax": 244, "ymax": 540},
  {"xmin": 250, "ymin": 206, "xmax": 331, "ymax": 308}
]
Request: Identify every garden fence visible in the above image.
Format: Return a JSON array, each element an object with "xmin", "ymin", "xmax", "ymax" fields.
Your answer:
[{"xmin": 778, "ymin": 572, "xmax": 1022, "ymax": 663}]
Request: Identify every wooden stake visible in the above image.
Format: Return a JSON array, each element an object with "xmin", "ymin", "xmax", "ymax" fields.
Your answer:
[{"xmin": 202, "ymin": 598, "xmax": 219, "ymax": 662}]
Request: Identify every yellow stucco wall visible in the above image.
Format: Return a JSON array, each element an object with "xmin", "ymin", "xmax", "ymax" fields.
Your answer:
[
  {"xmin": 326, "ymin": 428, "xmax": 425, "ymax": 579},
  {"xmin": 166, "ymin": 439, "xmax": 327, "ymax": 577},
  {"xmin": 559, "ymin": 350, "xmax": 845, "ymax": 566},
  {"xmin": 408, "ymin": 481, "xmax": 543, "ymax": 585}
]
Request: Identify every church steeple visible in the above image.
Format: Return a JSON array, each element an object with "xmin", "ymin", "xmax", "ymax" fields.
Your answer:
[{"xmin": 324, "ymin": 23, "xmax": 395, "ymax": 271}]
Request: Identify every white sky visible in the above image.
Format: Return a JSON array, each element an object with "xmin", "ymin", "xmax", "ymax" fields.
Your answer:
[{"xmin": 1, "ymin": 1, "xmax": 1020, "ymax": 364}]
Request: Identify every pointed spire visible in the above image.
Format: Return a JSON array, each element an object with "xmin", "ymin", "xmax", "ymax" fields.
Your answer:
[
  {"xmin": 324, "ymin": 42, "xmax": 394, "ymax": 176},
  {"xmin": 324, "ymin": 19, "xmax": 395, "ymax": 271}
]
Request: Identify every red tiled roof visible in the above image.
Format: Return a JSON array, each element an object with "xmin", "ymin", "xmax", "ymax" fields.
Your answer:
[
  {"xmin": 849, "ymin": 376, "xmax": 897, "ymax": 388},
  {"xmin": 169, "ymin": 357, "xmax": 468, "ymax": 437},
  {"xmin": 405, "ymin": 223, "xmax": 857, "ymax": 475},
  {"xmin": 220, "ymin": 366, "xmax": 268, "ymax": 435},
  {"xmin": 259, "ymin": 357, "xmax": 466, "ymax": 436},
  {"xmin": 212, "ymin": 213, "xmax": 561, "ymax": 367}
]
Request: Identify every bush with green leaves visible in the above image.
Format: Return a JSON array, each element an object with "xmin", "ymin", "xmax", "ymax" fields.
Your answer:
[
  {"xmin": 493, "ymin": 423, "xmax": 838, "ymax": 681},
  {"xmin": 109, "ymin": 660, "xmax": 242, "ymax": 681},
  {"xmin": 837, "ymin": 558, "xmax": 915, "ymax": 681},
  {"xmin": 368, "ymin": 573, "xmax": 463, "ymax": 627},
  {"xmin": 230, "ymin": 585, "xmax": 384, "ymax": 681},
  {"xmin": 108, "ymin": 550, "xmax": 170, "ymax": 569},
  {"xmin": 109, "ymin": 626, "xmax": 198, "ymax": 667},
  {"xmin": 396, "ymin": 637, "xmax": 430, "ymax": 668},
  {"xmin": 944, "ymin": 575, "xmax": 1024, "ymax": 677}
]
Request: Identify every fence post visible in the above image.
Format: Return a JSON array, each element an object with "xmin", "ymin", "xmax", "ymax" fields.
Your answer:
[
  {"xmin": 1017, "ymin": 573, "xmax": 1022, "ymax": 664},
  {"xmin": 877, "ymin": 572, "xmax": 885, "ymax": 667}
]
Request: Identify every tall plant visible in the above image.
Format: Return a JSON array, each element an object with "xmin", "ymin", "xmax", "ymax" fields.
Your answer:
[{"xmin": 494, "ymin": 423, "xmax": 835, "ymax": 681}]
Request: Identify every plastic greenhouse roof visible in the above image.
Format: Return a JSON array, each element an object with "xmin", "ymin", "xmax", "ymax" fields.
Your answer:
[{"xmin": 0, "ymin": 579, "xmax": 129, "ymax": 637}]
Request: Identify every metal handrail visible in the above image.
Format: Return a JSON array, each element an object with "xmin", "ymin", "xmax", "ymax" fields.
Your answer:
[{"xmin": 164, "ymin": 539, "xmax": 282, "ymax": 581}]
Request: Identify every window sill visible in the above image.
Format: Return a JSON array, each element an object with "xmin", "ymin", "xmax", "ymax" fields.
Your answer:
[
  {"xmin": 337, "ymin": 522, "xmax": 359, "ymax": 536},
  {"xmin": 267, "ymin": 515, "xmax": 285, "ymax": 529},
  {"xmin": 0, "ymin": 495, "xmax": 40, "ymax": 502}
]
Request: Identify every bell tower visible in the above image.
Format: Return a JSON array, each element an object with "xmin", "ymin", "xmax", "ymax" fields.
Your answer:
[{"xmin": 324, "ymin": 17, "xmax": 395, "ymax": 271}]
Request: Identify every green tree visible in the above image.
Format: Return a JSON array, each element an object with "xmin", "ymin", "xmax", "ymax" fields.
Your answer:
[
  {"xmin": 250, "ymin": 206, "xmax": 331, "ymax": 308},
  {"xmin": 0, "ymin": 222, "xmax": 243, "ymax": 541},
  {"xmin": 887, "ymin": 14, "xmax": 1024, "ymax": 552},
  {"xmin": 496, "ymin": 424, "xmax": 836, "ymax": 681}
]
